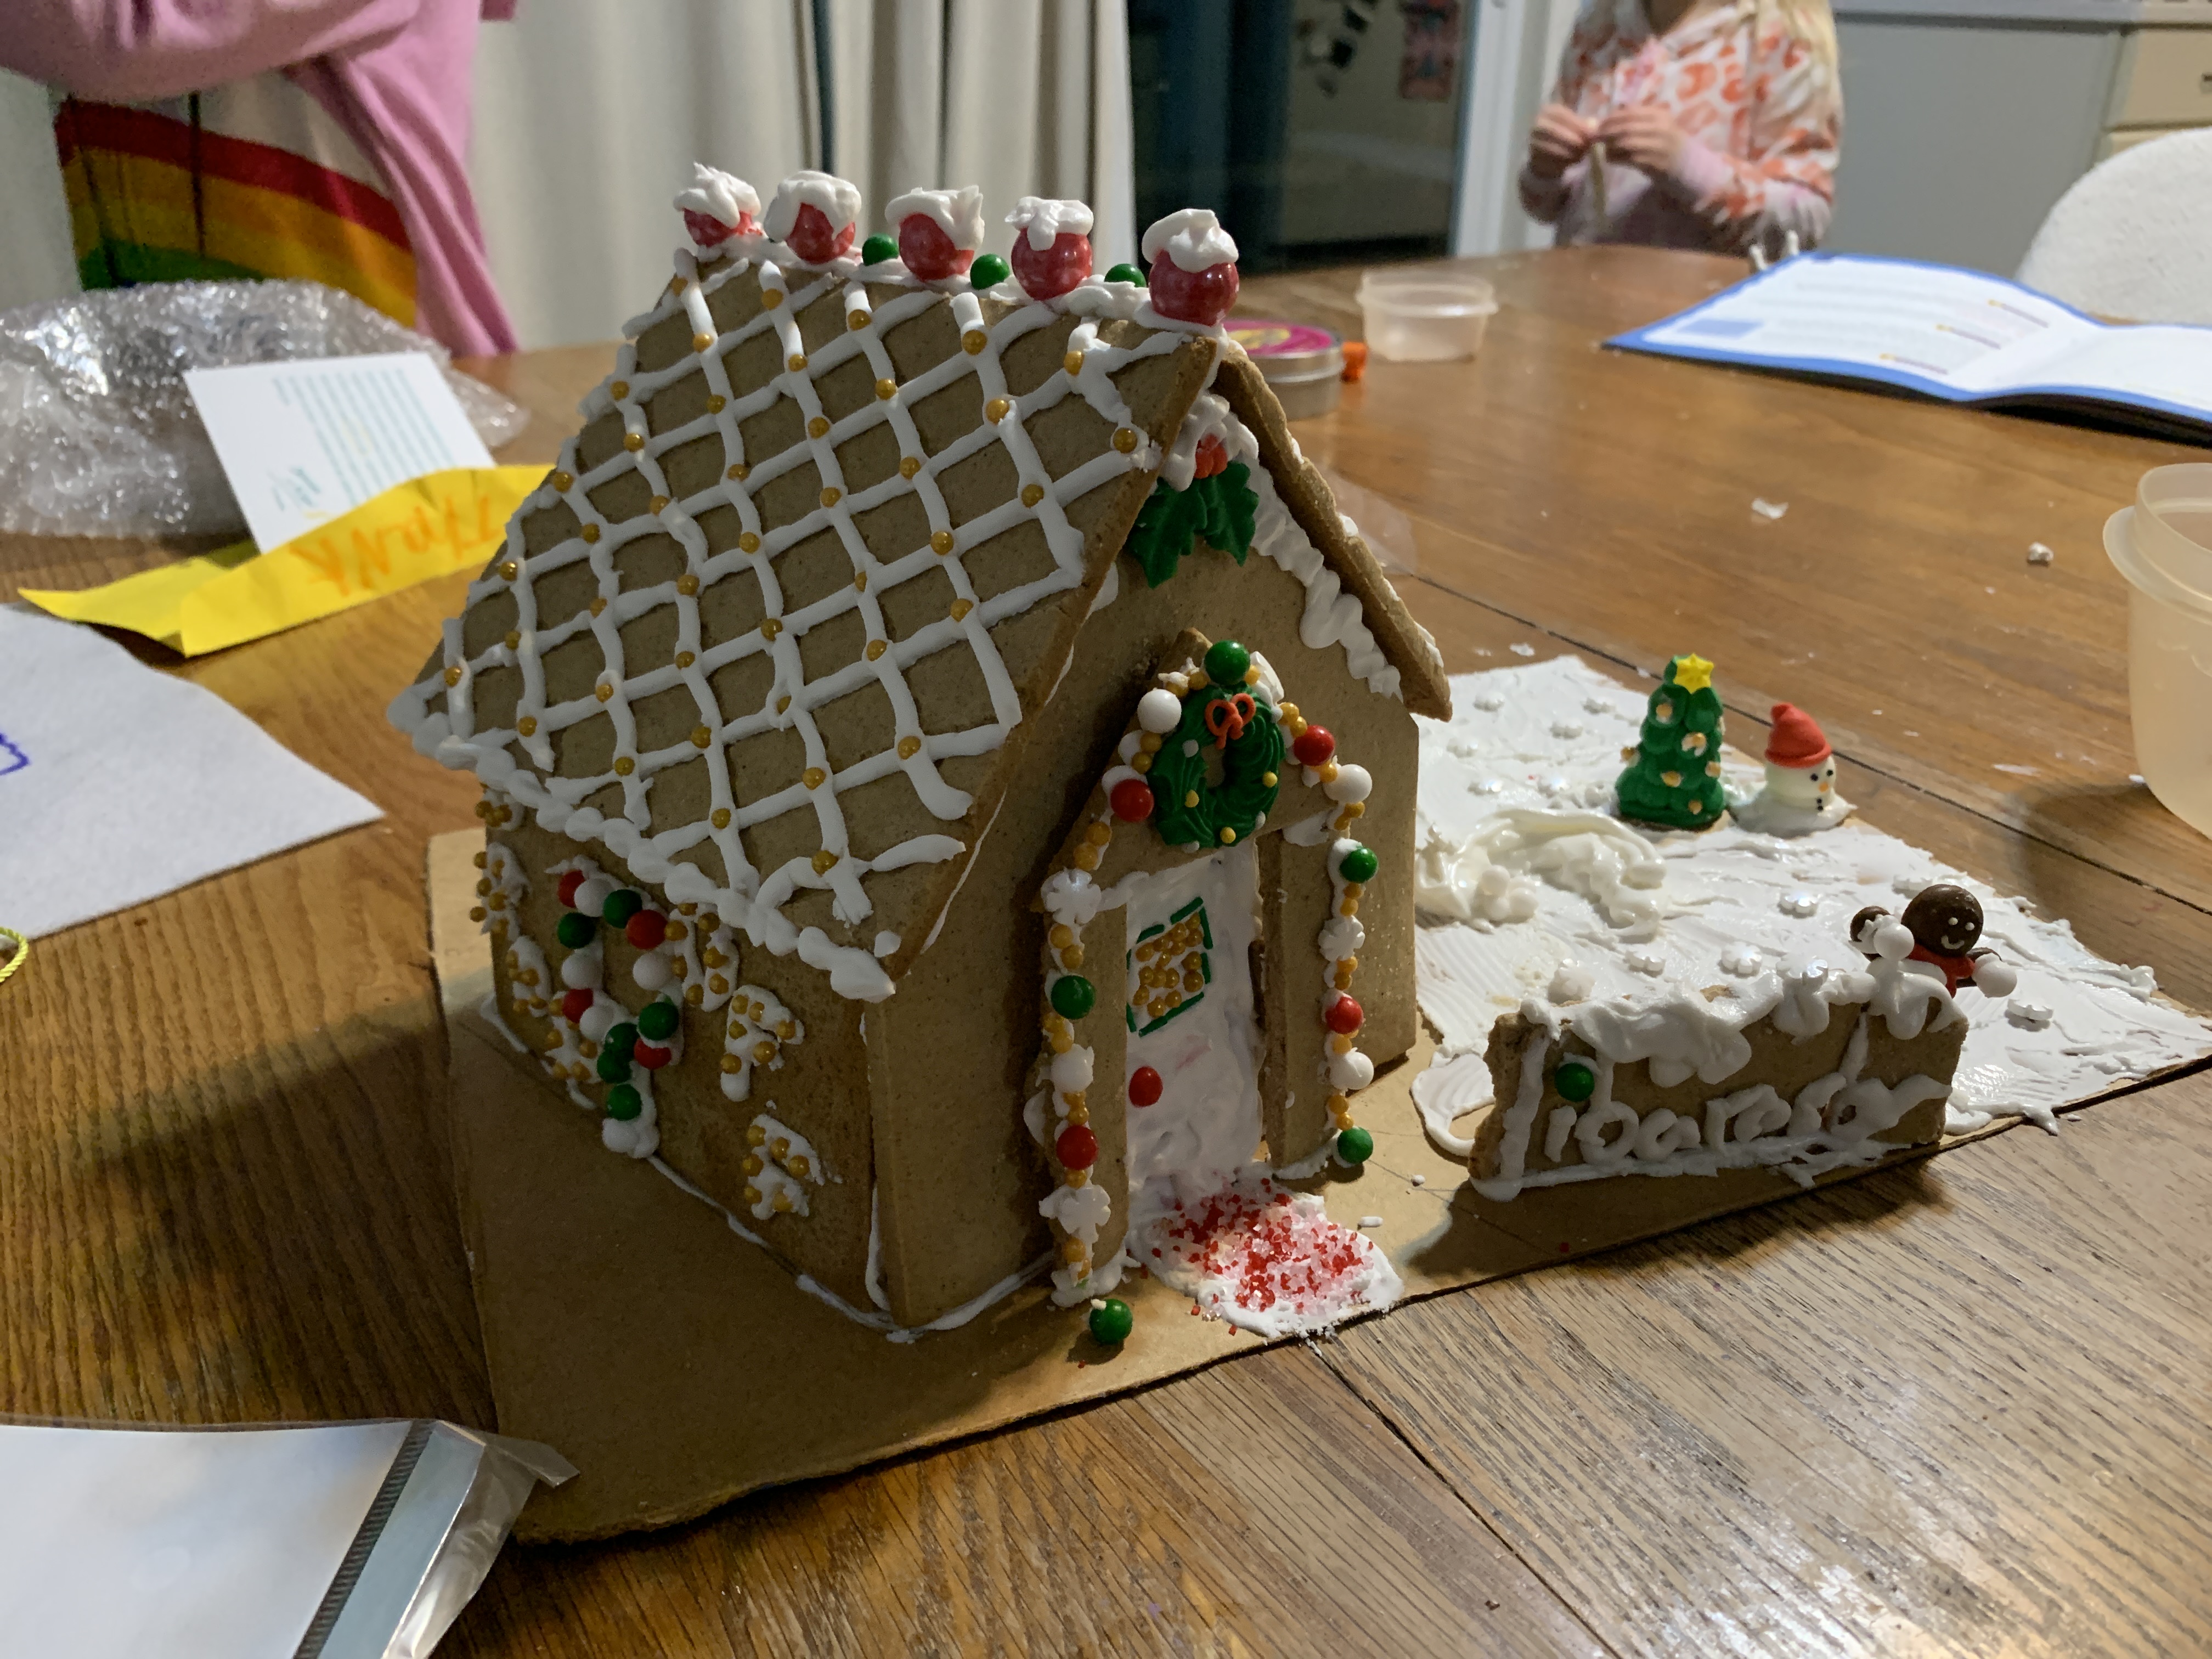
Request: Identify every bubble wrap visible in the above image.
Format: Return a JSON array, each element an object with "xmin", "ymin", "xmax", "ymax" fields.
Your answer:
[{"xmin": 0, "ymin": 280, "xmax": 529, "ymax": 540}]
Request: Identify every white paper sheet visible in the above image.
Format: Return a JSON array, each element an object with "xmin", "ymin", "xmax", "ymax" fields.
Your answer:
[
  {"xmin": 185, "ymin": 352, "xmax": 494, "ymax": 552},
  {"xmin": 0, "ymin": 1421, "xmax": 408, "ymax": 1659},
  {"xmin": 0, "ymin": 605, "xmax": 382, "ymax": 938}
]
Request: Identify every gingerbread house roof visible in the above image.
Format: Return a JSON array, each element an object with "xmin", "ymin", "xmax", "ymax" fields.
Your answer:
[{"xmin": 391, "ymin": 206, "xmax": 1447, "ymax": 1003}]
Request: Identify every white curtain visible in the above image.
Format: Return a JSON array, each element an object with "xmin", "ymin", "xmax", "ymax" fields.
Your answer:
[{"xmin": 0, "ymin": 70, "xmax": 81, "ymax": 313}]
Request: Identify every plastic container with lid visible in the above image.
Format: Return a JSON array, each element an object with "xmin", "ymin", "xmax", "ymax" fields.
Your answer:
[
  {"xmin": 2104, "ymin": 462, "xmax": 2212, "ymax": 840},
  {"xmin": 1225, "ymin": 319, "xmax": 1344, "ymax": 420},
  {"xmin": 1355, "ymin": 268, "xmax": 1498, "ymax": 363}
]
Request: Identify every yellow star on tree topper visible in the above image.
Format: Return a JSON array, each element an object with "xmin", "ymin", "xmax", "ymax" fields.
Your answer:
[{"xmin": 1668, "ymin": 653, "xmax": 1715, "ymax": 694}]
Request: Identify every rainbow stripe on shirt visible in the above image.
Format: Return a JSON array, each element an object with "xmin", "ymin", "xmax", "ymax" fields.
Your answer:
[{"xmin": 55, "ymin": 99, "xmax": 417, "ymax": 328}]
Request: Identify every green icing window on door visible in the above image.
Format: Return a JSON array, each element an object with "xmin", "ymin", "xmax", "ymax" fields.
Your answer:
[{"xmin": 1127, "ymin": 896, "xmax": 1212, "ymax": 1035}]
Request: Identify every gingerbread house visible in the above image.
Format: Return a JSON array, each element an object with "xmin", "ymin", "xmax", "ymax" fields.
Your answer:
[{"xmin": 390, "ymin": 171, "xmax": 1450, "ymax": 1331}]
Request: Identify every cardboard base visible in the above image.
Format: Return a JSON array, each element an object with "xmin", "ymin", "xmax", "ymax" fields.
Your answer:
[{"xmin": 425, "ymin": 831, "xmax": 2129, "ymax": 1542}]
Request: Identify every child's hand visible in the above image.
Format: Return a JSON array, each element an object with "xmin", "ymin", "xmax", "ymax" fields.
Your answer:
[
  {"xmin": 1599, "ymin": 105, "xmax": 1689, "ymax": 177},
  {"xmin": 1527, "ymin": 104, "xmax": 1596, "ymax": 178}
]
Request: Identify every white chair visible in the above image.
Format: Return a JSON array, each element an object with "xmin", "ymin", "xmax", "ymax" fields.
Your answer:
[{"xmin": 2017, "ymin": 129, "xmax": 2212, "ymax": 324}]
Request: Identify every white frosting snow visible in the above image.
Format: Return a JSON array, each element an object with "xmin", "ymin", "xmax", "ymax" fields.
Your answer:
[
  {"xmin": 886, "ymin": 184, "xmax": 984, "ymax": 247},
  {"xmin": 1006, "ymin": 195, "xmax": 1093, "ymax": 249},
  {"xmin": 1141, "ymin": 207, "xmax": 1238, "ymax": 272},
  {"xmin": 1410, "ymin": 657, "xmax": 2211, "ymax": 1158},
  {"xmin": 764, "ymin": 170, "xmax": 862, "ymax": 241},
  {"xmin": 675, "ymin": 163, "xmax": 759, "ymax": 227}
]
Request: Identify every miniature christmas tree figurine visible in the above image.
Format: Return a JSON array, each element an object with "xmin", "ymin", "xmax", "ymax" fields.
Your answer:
[{"xmin": 1615, "ymin": 653, "xmax": 1726, "ymax": 830}]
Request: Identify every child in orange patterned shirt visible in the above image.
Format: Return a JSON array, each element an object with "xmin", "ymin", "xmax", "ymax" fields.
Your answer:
[{"xmin": 1521, "ymin": 0, "xmax": 1842, "ymax": 258}]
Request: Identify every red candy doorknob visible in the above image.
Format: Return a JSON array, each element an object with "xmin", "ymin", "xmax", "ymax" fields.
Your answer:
[
  {"xmin": 1110, "ymin": 777, "xmax": 1155, "ymax": 821},
  {"xmin": 1128, "ymin": 1065, "xmax": 1163, "ymax": 1107},
  {"xmin": 1142, "ymin": 208, "xmax": 1240, "ymax": 327},
  {"xmin": 1292, "ymin": 725, "xmax": 1335, "ymax": 767},
  {"xmin": 785, "ymin": 203, "xmax": 855, "ymax": 264},
  {"xmin": 1012, "ymin": 231, "xmax": 1092, "ymax": 300},
  {"xmin": 898, "ymin": 213, "xmax": 973, "ymax": 281}
]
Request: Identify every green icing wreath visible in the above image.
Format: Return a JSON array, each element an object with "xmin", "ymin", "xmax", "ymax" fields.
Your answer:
[
  {"xmin": 1149, "ymin": 675, "xmax": 1286, "ymax": 849},
  {"xmin": 1126, "ymin": 464, "xmax": 1259, "ymax": 589}
]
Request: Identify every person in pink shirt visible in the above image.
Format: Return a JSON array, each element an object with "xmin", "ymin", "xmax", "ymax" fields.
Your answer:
[
  {"xmin": 7, "ymin": 0, "xmax": 518, "ymax": 355},
  {"xmin": 1520, "ymin": 0, "xmax": 1843, "ymax": 259}
]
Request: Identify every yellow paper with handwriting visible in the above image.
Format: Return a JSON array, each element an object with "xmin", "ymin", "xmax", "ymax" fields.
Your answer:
[{"xmin": 20, "ymin": 465, "xmax": 545, "ymax": 656}]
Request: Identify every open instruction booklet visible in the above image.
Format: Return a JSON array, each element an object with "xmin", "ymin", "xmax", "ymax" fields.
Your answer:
[{"xmin": 1610, "ymin": 253, "xmax": 2212, "ymax": 441}]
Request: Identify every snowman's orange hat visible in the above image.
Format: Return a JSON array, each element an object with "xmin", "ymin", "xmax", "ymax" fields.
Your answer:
[{"xmin": 1766, "ymin": 703, "xmax": 1832, "ymax": 768}]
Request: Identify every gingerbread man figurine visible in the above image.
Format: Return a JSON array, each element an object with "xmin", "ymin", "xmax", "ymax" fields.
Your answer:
[{"xmin": 1851, "ymin": 883, "xmax": 2018, "ymax": 997}]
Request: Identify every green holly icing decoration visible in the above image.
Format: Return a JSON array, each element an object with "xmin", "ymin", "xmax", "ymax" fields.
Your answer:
[
  {"xmin": 1149, "ymin": 676, "xmax": 1285, "ymax": 850},
  {"xmin": 1126, "ymin": 463, "xmax": 1259, "ymax": 588},
  {"xmin": 1554, "ymin": 1058, "xmax": 1596, "ymax": 1103},
  {"xmin": 602, "ymin": 888, "xmax": 644, "ymax": 926},
  {"xmin": 1203, "ymin": 639, "xmax": 1251, "ymax": 687},
  {"xmin": 1050, "ymin": 974, "xmax": 1097, "ymax": 1020},
  {"xmin": 1336, "ymin": 1126, "xmax": 1375, "ymax": 1165},
  {"xmin": 860, "ymin": 233, "xmax": 898, "ymax": 266},
  {"xmin": 637, "ymin": 1000, "xmax": 679, "ymax": 1041},
  {"xmin": 1088, "ymin": 1297, "xmax": 1134, "ymax": 1344},
  {"xmin": 556, "ymin": 912, "xmax": 595, "ymax": 949},
  {"xmin": 605, "ymin": 1083, "xmax": 643, "ymax": 1121},
  {"xmin": 1105, "ymin": 262, "xmax": 1145, "ymax": 285},
  {"xmin": 1338, "ymin": 843, "xmax": 1379, "ymax": 884},
  {"xmin": 969, "ymin": 252, "xmax": 1011, "ymax": 290},
  {"xmin": 596, "ymin": 1048, "xmax": 632, "ymax": 1085},
  {"xmin": 1615, "ymin": 653, "xmax": 1726, "ymax": 831},
  {"xmin": 606, "ymin": 1022, "xmax": 638, "ymax": 1059}
]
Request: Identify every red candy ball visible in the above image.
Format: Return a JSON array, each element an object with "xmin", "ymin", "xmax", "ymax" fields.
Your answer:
[
  {"xmin": 1110, "ymin": 777, "xmax": 1155, "ymax": 822},
  {"xmin": 1127, "ymin": 1065, "xmax": 1163, "ymax": 1107},
  {"xmin": 683, "ymin": 208, "xmax": 735, "ymax": 247},
  {"xmin": 1291, "ymin": 725, "xmax": 1336, "ymax": 768},
  {"xmin": 784, "ymin": 202, "xmax": 855, "ymax": 264},
  {"xmin": 1325, "ymin": 994, "xmax": 1364, "ymax": 1035},
  {"xmin": 1011, "ymin": 230, "xmax": 1092, "ymax": 300},
  {"xmin": 1056, "ymin": 1122, "xmax": 1099, "ymax": 1170},
  {"xmin": 625, "ymin": 910, "xmax": 667, "ymax": 951},
  {"xmin": 633, "ymin": 1041, "xmax": 673, "ymax": 1071},
  {"xmin": 898, "ymin": 213, "xmax": 974, "ymax": 283},
  {"xmin": 561, "ymin": 988, "xmax": 594, "ymax": 1024},
  {"xmin": 557, "ymin": 870, "xmax": 586, "ymax": 909},
  {"xmin": 1148, "ymin": 256, "xmax": 1239, "ymax": 326}
]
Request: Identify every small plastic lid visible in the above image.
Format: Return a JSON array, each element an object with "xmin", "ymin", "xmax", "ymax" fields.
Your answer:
[
  {"xmin": 1356, "ymin": 269, "xmax": 1498, "ymax": 318},
  {"xmin": 1227, "ymin": 319, "xmax": 1343, "ymax": 383}
]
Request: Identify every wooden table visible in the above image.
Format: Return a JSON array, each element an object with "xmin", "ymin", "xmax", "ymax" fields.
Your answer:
[{"xmin": 5, "ymin": 247, "xmax": 2209, "ymax": 1657}]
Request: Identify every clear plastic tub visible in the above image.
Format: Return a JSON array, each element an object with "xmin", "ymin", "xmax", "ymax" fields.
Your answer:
[
  {"xmin": 1355, "ymin": 269, "xmax": 1498, "ymax": 363},
  {"xmin": 2104, "ymin": 462, "xmax": 2212, "ymax": 840}
]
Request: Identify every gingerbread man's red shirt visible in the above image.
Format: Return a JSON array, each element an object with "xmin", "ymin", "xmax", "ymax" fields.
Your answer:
[{"xmin": 1521, "ymin": 0, "xmax": 1843, "ymax": 257}]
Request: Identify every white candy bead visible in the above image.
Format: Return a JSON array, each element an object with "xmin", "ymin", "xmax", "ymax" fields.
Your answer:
[
  {"xmin": 1051, "ymin": 1048, "xmax": 1094, "ymax": 1091},
  {"xmin": 579, "ymin": 1001, "xmax": 618, "ymax": 1042},
  {"xmin": 1328, "ymin": 1048, "xmax": 1375, "ymax": 1091},
  {"xmin": 560, "ymin": 951, "xmax": 600, "ymax": 989},
  {"xmin": 1973, "ymin": 957, "xmax": 2018, "ymax": 997},
  {"xmin": 574, "ymin": 876, "xmax": 614, "ymax": 915},
  {"xmin": 1138, "ymin": 688, "xmax": 1182, "ymax": 733},
  {"xmin": 634, "ymin": 950, "xmax": 674, "ymax": 991},
  {"xmin": 1324, "ymin": 763, "xmax": 1372, "ymax": 804}
]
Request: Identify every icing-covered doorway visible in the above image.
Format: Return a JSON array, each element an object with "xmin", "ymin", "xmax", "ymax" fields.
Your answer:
[{"xmin": 1122, "ymin": 840, "xmax": 1265, "ymax": 1231}]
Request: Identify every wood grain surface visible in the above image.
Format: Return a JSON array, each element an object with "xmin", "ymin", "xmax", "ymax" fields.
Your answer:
[{"xmin": 3, "ymin": 247, "xmax": 2208, "ymax": 1657}]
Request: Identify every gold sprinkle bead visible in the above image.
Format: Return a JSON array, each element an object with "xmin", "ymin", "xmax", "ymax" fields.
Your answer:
[
  {"xmin": 589, "ymin": 596, "xmax": 607, "ymax": 616},
  {"xmin": 473, "ymin": 851, "xmax": 487, "ymax": 868},
  {"xmin": 776, "ymin": 1019, "xmax": 797, "ymax": 1040},
  {"xmin": 611, "ymin": 380, "xmax": 629, "ymax": 398},
  {"xmin": 504, "ymin": 630, "xmax": 521, "ymax": 650},
  {"xmin": 712, "ymin": 807, "xmax": 732, "ymax": 828},
  {"xmin": 1343, "ymin": 882, "xmax": 1364, "ymax": 902},
  {"xmin": 1060, "ymin": 947, "xmax": 1084, "ymax": 970},
  {"xmin": 949, "ymin": 598, "xmax": 973, "ymax": 622},
  {"xmin": 763, "ymin": 288, "xmax": 783, "ymax": 308},
  {"xmin": 803, "ymin": 766, "xmax": 827, "ymax": 789},
  {"xmin": 1139, "ymin": 732, "xmax": 1164, "ymax": 752},
  {"xmin": 743, "ymin": 1184, "xmax": 763, "ymax": 1207},
  {"xmin": 651, "ymin": 494, "xmax": 669, "ymax": 514},
  {"xmin": 686, "ymin": 984, "xmax": 705, "ymax": 1005},
  {"xmin": 1020, "ymin": 483, "xmax": 1045, "ymax": 507},
  {"xmin": 670, "ymin": 276, "xmax": 686, "ymax": 293},
  {"xmin": 788, "ymin": 1155, "xmax": 811, "ymax": 1178},
  {"xmin": 728, "ymin": 462, "xmax": 749, "ymax": 481},
  {"xmin": 1084, "ymin": 822, "xmax": 1111, "ymax": 846},
  {"xmin": 1245, "ymin": 665, "xmax": 1261, "ymax": 685},
  {"xmin": 675, "ymin": 649, "xmax": 696, "ymax": 668},
  {"xmin": 1219, "ymin": 826, "xmax": 1237, "ymax": 844},
  {"xmin": 552, "ymin": 470, "xmax": 573, "ymax": 492},
  {"xmin": 1262, "ymin": 770, "xmax": 1277, "ymax": 787},
  {"xmin": 776, "ymin": 695, "xmax": 791, "ymax": 713},
  {"xmin": 664, "ymin": 919, "xmax": 687, "ymax": 940},
  {"xmin": 443, "ymin": 665, "xmax": 463, "ymax": 687},
  {"xmin": 595, "ymin": 682, "xmax": 614, "ymax": 702},
  {"xmin": 808, "ymin": 415, "xmax": 830, "ymax": 438},
  {"xmin": 1063, "ymin": 349, "xmax": 1083, "ymax": 375},
  {"xmin": 1279, "ymin": 701, "xmax": 1300, "ymax": 723},
  {"xmin": 691, "ymin": 724, "xmax": 713, "ymax": 748},
  {"xmin": 499, "ymin": 558, "xmax": 520, "ymax": 580},
  {"xmin": 1330, "ymin": 1034, "xmax": 1353, "ymax": 1055},
  {"xmin": 738, "ymin": 531, "xmax": 760, "ymax": 552},
  {"xmin": 469, "ymin": 905, "xmax": 487, "ymax": 922},
  {"xmin": 985, "ymin": 397, "xmax": 1011, "ymax": 424},
  {"xmin": 1059, "ymin": 1238, "xmax": 1087, "ymax": 1264},
  {"xmin": 1131, "ymin": 753, "xmax": 1151, "ymax": 774},
  {"xmin": 1342, "ymin": 801, "xmax": 1366, "ymax": 820},
  {"xmin": 753, "ymin": 1040, "xmax": 777, "ymax": 1063},
  {"xmin": 1049, "ymin": 923, "xmax": 1074, "ymax": 949},
  {"xmin": 720, "ymin": 1054, "xmax": 741, "ymax": 1074},
  {"xmin": 899, "ymin": 456, "xmax": 922, "ymax": 479},
  {"xmin": 677, "ymin": 572, "xmax": 699, "ymax": 595},
  {"xmin": 866, "ymin": 639, "xmax": 888, "ymax": 661},
  {"xmin": 930, "ymin": 530, "xmax": 955, "ymax": 556},
  {"xmin": 707, "ymin": 394, "xmax": 726, "ymax": 413},
  {"xmin": 1066, "ymin": 1168, "xmax": 1089, "ymax": 1189},
  {"xmin": 847, "ymin": 310, "xmax": 870, "ymax": 331},
  {"xmin": 1072, "ymin": 844, "xmax": 1100, "ymax": 872},
  {"xmin": 876, "ymin": 377, "xmax": 897, "ymax": 400},
  {"xmin": 1113, "ymin": 426, "xmax": 1138, "ymax": 453},
  {"xmin": 820, "ymin": 486, "xmax": 842, "ymax": 507},
  {"xmin": 1183, "ymin": 789, "xmax": 1200, "ymax": 809},
  {"xmin": 613, "ymin": 756, "xmax": 635, "ymax": 776},
  {"xmin": 1051, "ymin": 1032, "xmax": 1073, "ymax": 1054},
  {"xmin": 787, "ymin": 353, "xmax": 808, "ymax": 372},
  {"xmin": 747, "ymin": 1124, "xmax": 768, "ymax": 1148},
  {"xmin": 962, "ymin": 330, "xmax": 988, "ymax": 355},
  {"xmin": 691, "ymin": 331, "xmax": 714, "ymax": 354},
  {"xmin": 581, "ymin": 523, "xmax": 601, "ymax": 543},
  {"xmin": 897, "ymin": 736, "xmax": 921, "ymax": 759},
  {"xmin": 761, "ymin": 618, "xmax": 782, "ymax": 639},
  {"xmin": 811, "ymin": 849, "xmax": 839, "ymax": 873},
  {"xmin": 623, "ymin": 431, "xmax": 645, "ymax": 452}
]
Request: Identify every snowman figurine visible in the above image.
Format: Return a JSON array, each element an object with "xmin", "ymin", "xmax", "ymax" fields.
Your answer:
[{"xmin": 1736, "ymin": 703, "xmax": 1853, "ymax": 836}]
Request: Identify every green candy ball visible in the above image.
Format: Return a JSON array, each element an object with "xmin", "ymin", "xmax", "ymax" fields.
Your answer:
[
  {"xmin": 1049, "ymin": 974, "xmax": 1096, "ymax": 1021},
  {"xmin": 1104, "ymin": 262, "xmax": 1145, "ymax": 286},
  {"xmin": 1336, "ymin": 1126, "xmax": 1375, "ymax": 1165},
  {"xmin": 555, "ymin": 912, "xmax": 595, "ymax": 949},
  {"xmin": 637, "ymin": 1000, "xmax": 679, "ymax": 1041},
  {"xmin": 596, "ymin": 1048, "xmax": 633, "ymax": 1085},
  {"xmin": 860, "ymin": 233, "xmax": 898, "ymax": 267},
  {"xmin": 1338, "ymin": 843, "xmax": 1379, "ymax": 884},
  {"xmin": 1203, "ymin": 639, "xmax": 1251, "ymax": 689},
  {"xmin": 604, "ymin": 1084, "xmax": 642, "ymax": 1121},
  {"xmin": 605, "ymin": 1022, "xmax": 638, "ymax": 1058},
  {"xmin": 601, "ymin": 888, "xmax": 644, "ymax": 927},
  {"xmin": 1088, "ymin": 1297, "xmax": 1134, "ymax": 1345},
  {"xmin": 1554, "ymin": 1058, "xmax": 1597, "ymax": 1103},
  {"xmin": 969, "ymin": 252, "xmax": 1011, "ymax": 290}
]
